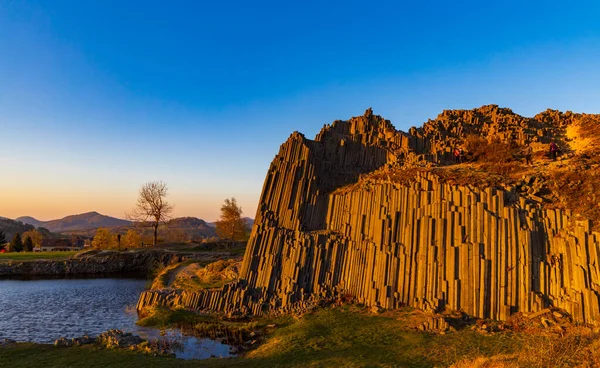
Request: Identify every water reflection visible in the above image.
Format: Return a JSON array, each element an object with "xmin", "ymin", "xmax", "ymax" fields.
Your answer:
[
  {"xmin": 136, "ymin": 327, "xmax": 234, "ymax": 359},
  {"xmin": 0, "ymin": 278, "xmax": 234, "ymax": 360}
]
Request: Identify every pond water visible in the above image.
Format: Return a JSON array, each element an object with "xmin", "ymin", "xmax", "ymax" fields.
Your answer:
[{"xmin": 0, "ymin": 278, "xmax": 233, "ymax": 359}]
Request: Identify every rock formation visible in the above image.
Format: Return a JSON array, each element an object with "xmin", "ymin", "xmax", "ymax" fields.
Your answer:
[
  {"xmin": 0, "ymin": 249, "xmax": 228, "ymax": 277},
  {"xmin": 138, "ymin": 105, "xmax": 600, "ymax": 325}
]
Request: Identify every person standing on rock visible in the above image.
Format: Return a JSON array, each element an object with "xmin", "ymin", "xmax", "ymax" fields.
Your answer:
[
  {"xmin": 454, "ymin": 147, "xmax": 462, "ymax": 163},
  {"xmin": 523, "ymin": 142, "xmax": 533, "ymax": 165},
  {"xmin": 550, "ymin": 141, "xmax": 559, "ymax": 161}
]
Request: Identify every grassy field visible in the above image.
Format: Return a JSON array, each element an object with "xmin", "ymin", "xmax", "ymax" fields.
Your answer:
[
  {"xmin": 2, "ymin": 305, "xmax": 599, "ymax": 367},
  {"xmin": 0, "ymin": 251, "xmax": 79, "ymax": 261},
  {"xmin": 0, "ymin": 306, "xmax": 524, "ymax": 368}
]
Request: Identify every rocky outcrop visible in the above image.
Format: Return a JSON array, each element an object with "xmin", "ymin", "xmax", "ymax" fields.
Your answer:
[
  {"xmin": 137, "ymin": 107, "xmax": 600, "ymax": 325},
  {"xmin": 0, "ymin": 249, "xmax": 226, "ymax": 277}
]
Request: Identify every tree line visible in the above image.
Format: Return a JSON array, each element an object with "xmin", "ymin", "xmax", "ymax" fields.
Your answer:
[
  {"xmin": 0, "ymin": 229, "xmax": 40, "ymax": 252},
  {"xmin": 90, "ymin": 182, "xmax": 249, "ymax": 250},
  {"xmin": 1, "ymin": 181, "xmax": 251, "ymax": 252}
]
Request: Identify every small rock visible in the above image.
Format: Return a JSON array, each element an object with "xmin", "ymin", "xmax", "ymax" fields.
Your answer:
[
  {"xmin": 54, "ymin": 337, "xmax": 74, "ymax": 347},
  {"xmin": 266, "ymin": 324, "xmax": 277, "ymax": 328},
  {"xmin": 370, "ymin": 305, "xmax": 383, "ymax": 314},
  {"xmin": 0, "ymin": 339, "xmax": 17, "ymax": 347},
  {"xmin": 553, "ymin": 312, "xmax": 563, "ymax": 319},
  {"xmin": 541, "ymin": 318, "xmax": 555, "ymax": 328},
  {"xmin": 72, "ymin": 335, "xmax": 95, "ymax": 346},
  {"xmin": 97, "ymin": 330, "xmax": 144, "ymax": 348}
]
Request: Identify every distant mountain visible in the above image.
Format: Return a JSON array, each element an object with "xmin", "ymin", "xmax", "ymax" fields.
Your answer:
[
  {"xmin": 0, "ymin": 218, "xmax": 35, "ymax": 242},
  {"xmin": 207, "ymin": 217, "xmax": 254, "ymax": 229},
  {"xmin": 11, "ymin": 212, "xmax": 238, "ymax": 242},
  {"xmin": 64, "ymin": 216, "xmax": 217, "ymax": 242},
  {"xmin": 243, "ymin": 217, "xmax": 255, "ymax": 228},
  {"xmin": 163, "ymin": 217, "xmax": 217, "ymax": 241},
  {"xmin": 166, "ymin": 216, "xmax": 213, "ymax": 229},
  {"xmin": 15, "ymin": 216, "xmax": 44, "ymax": 228},
  {"xmin": 16, "ymin": 212, "xmax": 131, "ymax": 233}
]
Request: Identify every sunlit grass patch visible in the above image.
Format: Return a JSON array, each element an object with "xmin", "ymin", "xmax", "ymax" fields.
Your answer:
[{"xmin": 0, "ymin": 251, "xmax": 80, "ymax": 261}]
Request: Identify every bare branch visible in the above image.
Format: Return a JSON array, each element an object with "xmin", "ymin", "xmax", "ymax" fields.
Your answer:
[{"xmin": 127, "ymin": 181, "xmax": 174, "ymax": 245}]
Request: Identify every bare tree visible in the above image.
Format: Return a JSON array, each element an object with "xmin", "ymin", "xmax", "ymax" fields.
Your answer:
[{"xmin": 128, "ymin": 181, "xmax": 174, "ymax": 246}]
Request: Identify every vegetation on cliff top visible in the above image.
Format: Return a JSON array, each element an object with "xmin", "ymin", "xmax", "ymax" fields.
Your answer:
[{"xmin": 334, "ymin": 109, "xmax": 600, "ymax": 229}]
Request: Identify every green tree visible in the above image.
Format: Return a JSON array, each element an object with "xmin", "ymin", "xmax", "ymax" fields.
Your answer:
[
  {"xmin": 23, "ymin": 236, "xmax": 34, "ymax": 252},
  {"xmin": 128, "ymin": 181, "xmax": 174, "ymax": 246},
  {"xmin": 37, "ymin": 227, "xmax": 52, "ymax": 237},
  {"xmin": 11, "ymin": 233, "xmax": 23, "ymax": 252},
  {"xmin": 0, "ymin": 229, "xmax": 6, "ymax": 251},
  {"xmin": 92, "ymin": 228, "xmax": 114, "ymax": 249},
  {"xmin": 215, "ymin": 197, "xmax": 249, "ymax": 241}
]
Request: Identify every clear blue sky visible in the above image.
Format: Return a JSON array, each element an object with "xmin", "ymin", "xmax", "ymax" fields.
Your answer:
[{"xmin": 1, "ymin": 0, "xmax": 599, "ymax": 221}]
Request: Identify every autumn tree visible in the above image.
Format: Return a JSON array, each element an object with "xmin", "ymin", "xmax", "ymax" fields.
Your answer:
[
  {"xmin": 23, "ymin": 236, "xmax": 34, "ymax": 252},
  {"xmin": 92, "ymin": 228, "xmax": 114, "ymax": 249},
  {"xmin": 128, "ymin": 181, "xmax": 174, "ymax": 246},
  {"xmin": 124, "ymin": 229, "xmax": 142, "ymax": 248},
  {"xmin": 11, "ymin": 233, "xmax": 23, "ymax": 252},
  {"xmin": 215, "ymin": 197, "xmax": 249, "ymax": 242},
  {"xmin": 22, "ymin": 230, "xmax": 43, "ymax": 250}
]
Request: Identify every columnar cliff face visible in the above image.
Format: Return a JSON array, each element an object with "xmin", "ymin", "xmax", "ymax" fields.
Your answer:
[{"xmin": 138, "ymin": 106, "xmax": 600, "ymax": 324}]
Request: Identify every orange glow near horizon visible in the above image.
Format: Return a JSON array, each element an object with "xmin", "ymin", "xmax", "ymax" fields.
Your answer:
[{"xmin": 0, "ymin": 188, "xmax": 258, "ymax": 222}]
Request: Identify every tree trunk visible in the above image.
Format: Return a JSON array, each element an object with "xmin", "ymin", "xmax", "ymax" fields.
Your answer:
[
  {"xmin": 230, "ymin": 223, "xmax": 236, "ymax": 244},
  {"xmin": 153, "ymin": 223, "xmax": 158, "ymax": 246}
]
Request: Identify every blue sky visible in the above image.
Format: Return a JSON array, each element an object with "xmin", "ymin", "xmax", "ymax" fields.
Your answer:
[{"xmin": 1, "ymin": 0, "xmax": 599, "ymax": 221}]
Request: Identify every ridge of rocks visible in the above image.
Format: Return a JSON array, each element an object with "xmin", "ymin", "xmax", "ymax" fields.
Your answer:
[{"xmin": 138, "ymin": 106, "xmax": 600, "ymax": 326}]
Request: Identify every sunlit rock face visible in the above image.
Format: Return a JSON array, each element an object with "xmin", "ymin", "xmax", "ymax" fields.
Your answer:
[{"xmin": 138, "ymin": 106, "xmax": 600, "ymax": 325}]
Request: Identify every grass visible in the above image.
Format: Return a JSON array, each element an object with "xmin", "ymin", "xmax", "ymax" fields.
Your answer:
[
  {"xmin": 0, "ymin": 251, "xmax": 80, "ymax": 261},
  {"xmin": 150, "ymin": 260, "xmax": 205, "ymax": 289},
  {"xmin": 136, "ymin": 307, "xmax": 214, "ymax": 328},
  {"xmin": 171, "ymin": 276, "xmax": 233, "ymax": 290},
  {"xmin": 189, "ymin": 244, "xmax": 247, "ymax": 256},
  {"xmin": 151, "ymin": 259, "xmax": 240, "ymax": 291},
  {"xmin": 242, "ymin": 306, "xmax": 519, "ymax": 367},
  {"xmin": 0, "ymin": 343, "xmax": 211, "ymax": 368},
  {"xmin": 0, "ymin": 306, "xmax": 526, "ymax": 368}
]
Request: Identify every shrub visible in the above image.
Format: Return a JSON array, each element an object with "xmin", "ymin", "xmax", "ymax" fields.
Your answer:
[{"xmin": 463, "ymin": 135, "xmax": 514, "ymax": 163}]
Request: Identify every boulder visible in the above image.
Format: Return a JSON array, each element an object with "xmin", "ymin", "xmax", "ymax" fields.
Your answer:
[
  {"xmin": 54, "ymin": 337, "xmax": 74, "ymax": 347},
  {"xmin": 97, "ymin": 330, "xmax": 144, "ymax": 349}
]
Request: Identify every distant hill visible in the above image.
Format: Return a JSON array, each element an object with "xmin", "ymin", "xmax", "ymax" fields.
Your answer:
[
  {"xmin": 64, "ymin": 216, "xmax": 217, "ymax": 242},
  {"xmin": 0, "ymin": 218, "xmax": 35, "ymax": 242},
  {"xmin": 15, "ymin": 216, "xmax": 44, "ymax": 228},
  {"xmin": 16, "ymin": 212, "xmax": 131, "ymax": 233},
  {"xmin": 12, "ymin": 211, "xmax": 241, "ymax": 242},
  {"xmin": 243, "ymin": 217, "xmax": 255, "ymax": 229},
  {"xmin": 162, "ymin": 217, "xmax": 217, "ymax": 241},
  {"xmin": 166, "ymin": 216, "xmax": 214, "ymax": 230},
  {"xmin": 208, "ymin": 217, "xmax": 254, "ymax": 229}
]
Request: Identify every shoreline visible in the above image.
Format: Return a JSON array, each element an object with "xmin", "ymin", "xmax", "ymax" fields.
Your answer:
[{"xmin": 0, "ymin": 249, "xmax": 233, "ymax": 278}]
